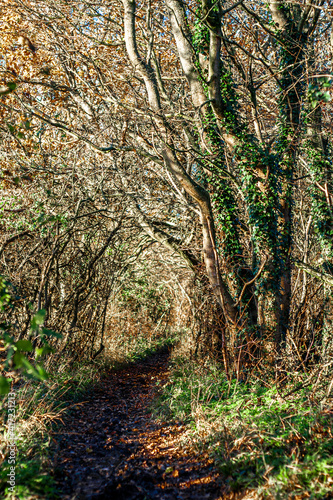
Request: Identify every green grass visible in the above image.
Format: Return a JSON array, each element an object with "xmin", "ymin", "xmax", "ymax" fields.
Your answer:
[
  {"xmin": 0, "ymin": 447, "xmax": 57, "ymax": 500},
  {"xmin": 155, "ymin": 357, "xmax": 333, "ymax": 499},
  {"xmin": 0, "ymin": 359, "xmax": 104, "ymax": 499},
  {"xmin": 0, "ymin": 330, "xmax": 179, "ymax": 499},
  {"xmin": 106, "ymin": 328, "xmax": 180, "ymax": 367}
]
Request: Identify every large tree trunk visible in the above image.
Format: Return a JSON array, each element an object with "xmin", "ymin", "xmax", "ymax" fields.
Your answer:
[{"xmin": 122, "ymin": 0, "xmax": 239, "ymax": 328}]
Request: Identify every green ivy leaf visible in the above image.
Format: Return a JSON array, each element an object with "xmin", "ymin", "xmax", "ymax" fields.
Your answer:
[
  {"xmin": 15, "ymin": 339, "xmax": 33, "ymax": 352},
  {"xmin": 0, "ymin": 376, "xmax": 11, "ymax": 395}
]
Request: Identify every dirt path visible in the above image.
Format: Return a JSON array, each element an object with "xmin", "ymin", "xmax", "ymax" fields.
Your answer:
[{"xmin": 53, "ymin": 351, "xmax": 225, "ymax": 499}]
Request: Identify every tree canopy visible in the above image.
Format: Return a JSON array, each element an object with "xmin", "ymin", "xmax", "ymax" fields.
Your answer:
[{"xmin": 1, "ymin": 0, "xmax": 333, "ymax": 376}]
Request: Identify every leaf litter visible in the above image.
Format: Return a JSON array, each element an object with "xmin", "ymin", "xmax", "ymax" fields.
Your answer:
[{"xmin": 52, "ymin": 351, "xmax": 230, "ymax": 499}]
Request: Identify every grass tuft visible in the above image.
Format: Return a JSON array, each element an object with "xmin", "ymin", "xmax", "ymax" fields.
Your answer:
[
  {"xmin": 155, "ymin": 356, "xmax": 333, "ymax": 499},
  {"xmin": 0, "ymin": 360, "xmax": 103, "ymax": 499}
]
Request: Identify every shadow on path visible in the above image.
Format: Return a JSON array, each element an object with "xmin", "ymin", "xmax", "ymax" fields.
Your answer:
[{"xmin": 53, "ymin": 350, "xmax": 225, "ymax": 499}]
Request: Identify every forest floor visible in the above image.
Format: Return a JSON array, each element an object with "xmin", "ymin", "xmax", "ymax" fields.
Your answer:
[{"xmin": 52, "ymin": 350, "xmax": 231, "ymax": 500}]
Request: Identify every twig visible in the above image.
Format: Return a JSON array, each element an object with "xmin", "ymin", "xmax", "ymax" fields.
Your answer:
[{"xmin": 234, "ymin": 257, "xmax": 267, "ymax": 307}]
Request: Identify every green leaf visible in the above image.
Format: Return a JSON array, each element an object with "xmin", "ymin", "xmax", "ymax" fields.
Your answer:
[
  {"xmin": 0, "ymin": 82, "xmax": 16, "ymax": 96},
  {"xmin": 5, "ymin": 346, "xmax": 14, "ymax": 369},
  {"xmin": 31, "ymin": 309, "xmax": 46, "ymax": 330},
  {"xmin": 15, "ymin": 339, "xmax": 33, "ymax": 352},
  {"xmin": 6, "ymin": 82, "xmax": 17, "ymax": 91},
  {"xmin": 0, "ymin": 376, "xmax": 11, "ymax": 395},
  {"xmin": 41, "ymin": 327, "xmax": 62, "ymax": 339},
  {"xmin": 13, "ymin": 351, "xmax": 25, "ymax": 368},
  {"xmin": 2, "ymin": 332, "xmax": 14, "ymax": 347},
  {"xmin": 35, "ymin": 365, "xmax": 49, "ymax": 380},
  {"xmin": 35, "ymin": 345, "xmax": 53, "ymax": 359},
  {"xmin": 322, "ymin": 91, "xmax": 331, "ymax": 102},
  {"xmin": 19, "ymin": 357, "xmax": 41, "ymax": 378}
]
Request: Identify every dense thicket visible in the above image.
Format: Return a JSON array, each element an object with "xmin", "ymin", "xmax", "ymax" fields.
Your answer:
[{"xmin": 1, "ymin": 0, "xmax": 333, "ymax": 378}]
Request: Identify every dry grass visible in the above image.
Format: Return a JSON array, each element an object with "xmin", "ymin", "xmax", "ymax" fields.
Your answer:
[
  {"xmin": 0, "ymin": 357, "xmax": 104, "ymax": 499},
  {"xmin": 155, "ymin": 347, "xmax": 333, "ymax": 499}
]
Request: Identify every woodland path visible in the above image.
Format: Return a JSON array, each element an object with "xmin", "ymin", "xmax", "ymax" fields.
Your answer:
[{"xmin": 52, "ymin": 350, "xmax": 226, "ymax": 499}]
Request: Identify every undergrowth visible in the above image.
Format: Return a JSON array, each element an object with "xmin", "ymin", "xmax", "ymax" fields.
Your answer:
[
  {"xmin": 0, "ymin": 359, "xmax": 104, "ymax": 500},
  {"xmin": 105, "ymin": 328, "xmax": 180, "ymax": 367},
  {"xmin": 155, "ymin": 356, "xmax": 333, "ymax": 499},
  {"xmin": 0, "ymin": 329, "xmax": 178, "ymax": 499}
]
